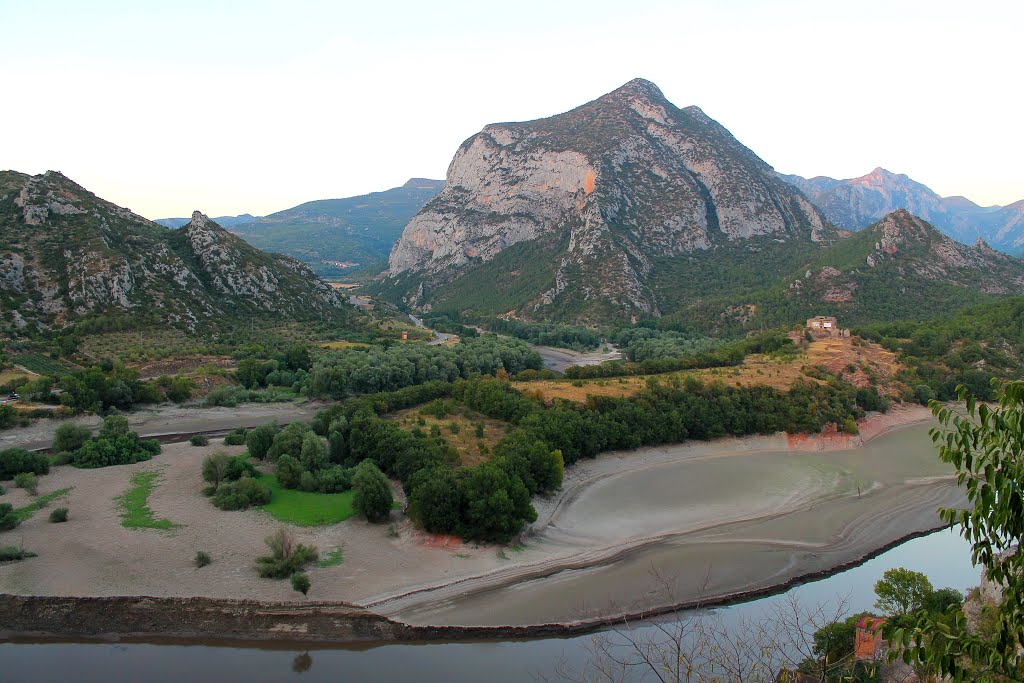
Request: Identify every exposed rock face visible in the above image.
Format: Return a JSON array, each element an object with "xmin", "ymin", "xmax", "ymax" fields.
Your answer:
[
  {"xmin": 0, "ymin": 171, "xmax": 345, "ymax": 334},
  {"xmin": 387, "ymin": 78, "xmax": 830, "ymax": 320},
  {"xmin": 780, "ymin": 168, "xmax": 1024, "ymax": 254}
]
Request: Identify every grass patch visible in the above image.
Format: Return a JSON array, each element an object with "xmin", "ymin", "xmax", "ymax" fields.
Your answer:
[
  {"xmin": 115, "ymin": 470, "xmax": 181, "ymax": 530},
  {"xmin": 316, "ymin": 547, "xmax": 345, "ymax": 567},
  {"xmin": 0, "ymin": 546, "xmax": 37, "ymax": 563},
  {"xmin": 13, "ymin": 487, "xmax": 73, "ymax": 523},
  {"xmin": 259, "ymin": 475, "xmax": 355, "ymax": 526}
]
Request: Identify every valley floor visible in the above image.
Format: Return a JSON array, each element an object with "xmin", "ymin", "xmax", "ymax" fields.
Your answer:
[{"xmin": 0, "ymin": 403, "xmax": 959, "ymax": 630}]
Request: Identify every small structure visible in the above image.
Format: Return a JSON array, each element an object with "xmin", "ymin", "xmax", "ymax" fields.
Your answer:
[
  {"xmin": 854, "ymin": 616, "xmax": 887, "ymax": 662},
  {"xmin": 401, "ymin": 331, "xmax": 408, "ymax": 341},
  {"xmin": 806, "ymin": 316, "xmax": 850, "ymax": 339}
]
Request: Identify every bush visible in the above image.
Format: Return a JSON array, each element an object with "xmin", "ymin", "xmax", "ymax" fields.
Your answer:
[
  {"xmin": 0, "ymin": 545, "xmax": 37, "ymax": 562},
  {"xmin": 14, "ymin": 472, "xmax": 38, "ymax": 495},
  {"xmin": 99, "ymin": 415, "xmax": 131, "ymax": 439},
  {"xmin": 256, "ymin": 528, "xmax": 318, "ymax": 578},
  {"xmin": 0, "ymin": 447, "xmax": 50, "ymax": 480},
  {"xmin": 352, "ymin": 460, "xmax": 393, "ymax": 523},
  {"xmin": 50, "ymin": 451, "xmax": 73, "ymax": 466},
  {"xmin": 202, "ymin": 452, "xmax": 232, "ymax": 490},
  {"xmin": 291, "ymin": 572, "xmax": 311, "ymax": 596},
  {"xmin": 49, "ymin": 507, "xmax": 69, "ymax": 523},
  {"xmin": 190, "ymin": 434, "xmax": 210, "ymax": 447},
  {"xmin": 223, "ymin": 427, "xmax": 249, "ymax": 446},
  {"xmin": 51, "ymin": 423, "xmax": 93, "ymax": 453},
  {"xmin": 212, "ymin": 476, "xmax": 271, "ymax": 510},
  {"xmin": 276, "ymin": 455, "xmax": 304, "ymax": 489},
  {"xmin": 194, "ymin": 550, "xmax": 212, "ymax": 568},
  {"xmin": 0, "ymin": 503, "xmax": 19, "ymax": 531},
  {"xmin": 72, "ymin": 432, "xmax": 159, "ymax": 468}
]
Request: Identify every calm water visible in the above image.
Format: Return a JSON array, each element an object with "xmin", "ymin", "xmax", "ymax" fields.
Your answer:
[{"xmin": 0, "ymin": 530, "xmax": 977, "ymax": 683}]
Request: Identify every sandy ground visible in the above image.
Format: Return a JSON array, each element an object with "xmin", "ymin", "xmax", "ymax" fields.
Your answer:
[
  {"xmin": 0, "ymin": 404, "xmax": 956, "ymax": 628},
  {"xmin": 0, "ymin": 401, "xmax": 330, "ymax": 452}
]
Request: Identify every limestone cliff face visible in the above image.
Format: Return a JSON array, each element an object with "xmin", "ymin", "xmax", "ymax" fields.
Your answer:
[
  {"xmin": 386, "ymin": 79, "xmax": 830, "ymax": 319},
  {"xmin": 0, "ymin": 171, "xmax": 345, "ymax": 335}
]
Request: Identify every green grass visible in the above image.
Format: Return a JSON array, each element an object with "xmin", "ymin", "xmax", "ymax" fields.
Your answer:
[
  {"xmin": 316, "ymin": 547, "xmax": 345, "ymax": 567},
  {"xmin": 13, "ymin": 487, "xmax": 73, "ymax": 523},
  {"xmin": 259, "ymin": 475, "xmax": 355, "ymax": 526},
  {"xmin": 115, "ymin": 470, "xmax": 181, "ymax": 530}
]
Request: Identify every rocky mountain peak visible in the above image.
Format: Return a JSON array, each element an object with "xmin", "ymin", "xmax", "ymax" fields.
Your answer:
[{"xmin": 384, "ymin": 80, "xmax": 830, "ymax": 322}]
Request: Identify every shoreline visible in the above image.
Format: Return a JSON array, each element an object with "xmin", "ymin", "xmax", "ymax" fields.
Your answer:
[{"xmin": 0, "ymin": 525, "xmax": 951, "ymax": 646}]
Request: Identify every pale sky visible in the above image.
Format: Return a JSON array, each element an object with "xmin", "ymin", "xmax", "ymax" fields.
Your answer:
[{"xmin": 3, "ymin": 0, "xmax": 1021, "ymax": 218}]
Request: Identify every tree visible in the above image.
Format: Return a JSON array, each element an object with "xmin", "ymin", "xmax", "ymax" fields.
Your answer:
[
  {"xmin": 291, "ymin": 572, "xmax": 311, "ymax": 597},
  {"xmin": 246, "ymin": 424, "xmax": 278, "ymax": 460},
  {"xmin": 99, "ymin": 415, "xmax": 131, "ymax": 439},
  {"xmin": 51, "ymin": 423, "xmax": 92, "ymax": 453},
  {"xmin": 276, "ymin": 455, "xmax": 304, "ymax": 489},
  {"xmin": 899, "ymin": 382, "xmax": 1024, "ymax": 681},
  {"xmin": 201, "ymin": 452, "xmax": 232, "ymax": 490},
  {"xmin": 351, "ymin": 460, "xmax": 393, "ymax": 523},
  {"xmin": 874, "ymin": 567, "xmax": 933, "ymax": 617}
]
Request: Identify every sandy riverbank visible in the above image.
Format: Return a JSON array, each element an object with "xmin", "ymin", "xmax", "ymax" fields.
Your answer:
[{"xmin": 0, "ymin": 403, "xmax": 958, "ymax": 633}]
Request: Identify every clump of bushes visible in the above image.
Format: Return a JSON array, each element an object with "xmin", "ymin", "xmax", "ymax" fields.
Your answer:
[
  {"xmin": 291, "ymin": 572, "xmax": 311, "ymax": 596},
  {"xmin": 14, "ymin": 472, "xmax": 39, "ymax": 495},
  {"xmin": 223, "ymin": 426, "xmax": 249, "ymax": 446},
  {"xmin": 256, "ymin": 528, "xmax": 318, "ymax": 579},
  {"xmin": 51, "ymin": 423, "xmax": 93, "ymax": 453},
  {"xmin": 49, "ymin": 507, "xmax": 69, "ymax": 523},
  {"xmin": 0, "ymin": 545, "xmax": 37, "ymax": 562},
  {"xmin": 212, "ymin": 477, "xmax": 271, "ymax": 511},
  {"xmin": 194, "ymin": 550, "xmax": 212, "ymax": 568},
  {"xmin": 190, "ymin": 434, "xmax": 209, "ymax": 447},
  {"xmin": 71, "ymin": 416, "xmax": 161, "ymax": 468},
  {"xmin": 0, "ymin": 503, "xmax": 19, "ymax": 531},
  {"xmin": 0, "ymin": 447, "xmax": 50, "ymax": 480}
]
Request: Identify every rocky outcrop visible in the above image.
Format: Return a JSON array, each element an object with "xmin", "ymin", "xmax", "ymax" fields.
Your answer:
[
  {"xmin": 386, "ymin": 78, "xmax": 831, "ymax": 321},
  {"xmin": 0, "ymin": 171, "xmax": 346, "ymax": 335}
]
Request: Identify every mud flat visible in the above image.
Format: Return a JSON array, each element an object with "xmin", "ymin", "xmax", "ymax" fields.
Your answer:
[
  {"xmin": 532, "ymin": 344, "xmax": 621, "ymax": 373},
  {"xmin": 0, "ymin": 406, "xmax": 960, "ymax": 637}
]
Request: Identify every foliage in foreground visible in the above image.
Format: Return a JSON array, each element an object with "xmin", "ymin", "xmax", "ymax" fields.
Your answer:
[{"xmin": 898, "ymin": 383, "xmax": 1024, "ymax": 680}]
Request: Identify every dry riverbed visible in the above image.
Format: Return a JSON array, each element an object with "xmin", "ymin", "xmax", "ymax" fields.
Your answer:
[{"xmin": 0, "ymin": 403, "xmax": 958, "ymax": 630}]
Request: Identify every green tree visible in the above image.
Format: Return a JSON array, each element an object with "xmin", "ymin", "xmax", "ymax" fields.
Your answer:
[
  {"xmin": 201, "ymin": 452, "xmax": 232, "ymax": 491},
  {"xmin": 276, "ymin": 455, "xmax": 304, "ymax": 489},
  {"xmin": 874, "ymin": 567, "xmax": 933, "ymax": 617},
  {"xmin": 899, "ymin": 382, "xmax": 1024, "ymax": 681},
  {"xmin": 351, "ymin": 460, "xmax": 393, "ymax": 523},
  {"xmin": 99, "ymin": 415, "xmax": 130, "ymax": 439},
  {"xmin": 245, "ymin": 424, "xmax": 278, "ymax": 460},
  {"xmin": 51, "ymin": 423, "xmax": 92, "ymax": 453}
]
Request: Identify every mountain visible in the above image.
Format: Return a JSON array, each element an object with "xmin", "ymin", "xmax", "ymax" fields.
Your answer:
[
  {"xmin": 382, "ymin": 78, "xmax": 831, "ymax": 322},
  {"xmin": 154, "ymin": 214, "xmax": 259, "ymax": 229},
  {"xmin": 0, "ymin": 170, "xmax": 348, "ymax": 336},
  {"xmin": 779, "ymin": 168, "xmax": 1024, "ymax": 253},
  {"xmin": 229, "ymin": 179, "xmax": 444, "ymax": 276}
]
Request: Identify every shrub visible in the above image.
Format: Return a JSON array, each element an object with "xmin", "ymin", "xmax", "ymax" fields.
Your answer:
[
  {"xmin": 0, "ymin": 503, "xmax": 19, "ymax": 531},
  {"xmin": 52, "ymin": 423, "xmax": 93, "ymax": 453},
  {"xmin": 352, "ymin": 460, "xmax": 393, "ymax": 523},
  {"xmin": 291, "ymin": 572, "xmax": 311, "ymax": 596},
  {"xmin": 201, "ymin": 452, "xmax": 232, "ymax": 490},
  {"xmin": 49, "ymin": 507, "xmax": 69, "ymax": 523},
  {"xmin": 99, "ymin": 415, "xmax": 131, "ymax": 439},
  {"xmin": 276, "ymin": 455, "xmax": 304, "ymax": 489},
  {"xmin": 0, "ymin": 546, "xmax": 37, "ymax": 562},
  {"xmin": 224, "ymin": 455, "xmax": 257, "ymax": 482},
  {"xmin": 72, "ymin": 432, "xmax": 159, "ymax": 468},
  {"xmin": 256, "ymin": 528, "xmax": 318, "ymax": 578},
  {"xmin": 14, "ymin": 472, "xmax": 38, "ymax": 495},
  {"xmin": 0, "ymin": 447, "xmax": 50, "ymax": 480},
  {"xmin": 223, "ymin": 427, "xmax": 248, "ymax": 446},
  {"xmin": 212, "ymin": 476, "xmax": 271, "ymax": 510},
  {"xmin": 50, "ymin": 451, "xmax": 73, "ymax": 466},
  {"xmin": 194, "ymin": 550, "xmax": 212, "ymax": 568},
  {"xmin": 190, "ymin": 434, "xmax": 210, "ymax": 447}
]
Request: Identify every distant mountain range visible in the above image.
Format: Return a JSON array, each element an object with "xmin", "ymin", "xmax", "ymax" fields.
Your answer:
[
  {"xmin": 156, "ymin": 179, "xmax": 444, "ymax": 277},
  {"xmin": 779, "ymin": 167, "xmax": 1024, "ymax": 254},
  {"xmin": 154, "ymin": 214, "xmax": 259, "ymax": 229},
  {"xmin": 0, "ymin": 171, "xmax": 350, "ymax": 336}
]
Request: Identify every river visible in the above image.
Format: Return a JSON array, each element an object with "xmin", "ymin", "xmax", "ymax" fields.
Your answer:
[{"xmin": 0, "ymin": 530, "xmax": 977, "ymax": 682}]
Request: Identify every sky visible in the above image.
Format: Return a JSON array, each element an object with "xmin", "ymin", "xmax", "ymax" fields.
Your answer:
[{"xmin": 2, "ymin": 0, "xmax": 1021, "ymax": 218}]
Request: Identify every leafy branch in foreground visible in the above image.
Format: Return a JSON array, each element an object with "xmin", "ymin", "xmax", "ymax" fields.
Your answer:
[{"xmin": 898, "ymin": 382, "xmax": 1024, "ymax": 680}]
